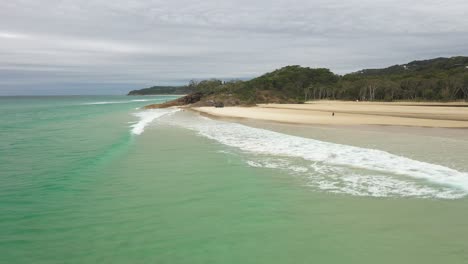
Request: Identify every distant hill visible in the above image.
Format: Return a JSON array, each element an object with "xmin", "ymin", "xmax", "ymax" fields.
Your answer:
[
  {"xmin": 340, "ymin": 56, "xmax": 468, "ymax": 101},
  {"xmin": 128, "ymin": 85, "xmax": 192, "ymax": 95},
  {"xmin": 143, "ymin": 56, "xmax": 468, "ymax": 108},
  {"xmin": 347, "ymin": 56, "xmax": 468, "ymax": 78}
]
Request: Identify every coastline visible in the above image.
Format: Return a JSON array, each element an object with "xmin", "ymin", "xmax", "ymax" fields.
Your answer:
[
  {"xmin": 184, "ymin": 103, "xmax": 468, "ymax": 172},
  {"xmin": 191, "ymin": 101, "xmax": 468, "ymax": 128},
  {"xmin": 129, "ymin": 94, "xmax": 188, "ymax": 96}
]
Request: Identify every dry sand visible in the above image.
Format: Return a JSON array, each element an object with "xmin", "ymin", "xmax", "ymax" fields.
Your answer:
[{"xmin": 192, "ymin": 101, "xmax": 468, "ymax": 128}]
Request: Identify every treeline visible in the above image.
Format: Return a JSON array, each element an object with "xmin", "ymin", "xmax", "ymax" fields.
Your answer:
[
  {"xmin": 128, "ymin": 85, "xmax": 193, "ymax": 95},
  {"xmin": 334, "ymin": 56, "xmax": 468, "ymax": 101},
  {"xmin": 134, "ymin": 56, "xmax": 468, "ymax": 104}
]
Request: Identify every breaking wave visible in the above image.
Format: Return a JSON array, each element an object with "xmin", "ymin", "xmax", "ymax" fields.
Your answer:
[
  {"xmin": 131, "ymin": 108, "xmax": 180, "ymax": 135},
  {"xmin": 166, "ymin": 113, "xmax": 468, "ymax": 199}
]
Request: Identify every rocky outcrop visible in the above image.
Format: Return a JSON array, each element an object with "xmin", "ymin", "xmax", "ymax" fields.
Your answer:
[{"xmin": 144, "ymin": 92, "xmax": 203, "ymax": 109}]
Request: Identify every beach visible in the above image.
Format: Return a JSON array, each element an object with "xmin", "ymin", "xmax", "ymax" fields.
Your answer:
[
  {"xmin": 192, "ymin": 101, "xmax": 468, "ymax": 128},
  {"xmin": 2, "ymin": 96, "xmax": 468, "ymax": 263}
]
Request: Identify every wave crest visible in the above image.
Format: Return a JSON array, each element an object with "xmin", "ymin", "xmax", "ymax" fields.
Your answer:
[{"xmin": 131, "ymin": 109, "xmax": 180, "ymax": 135}]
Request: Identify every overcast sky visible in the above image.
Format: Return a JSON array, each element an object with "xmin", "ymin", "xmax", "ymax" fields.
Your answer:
[{"xmin": 1, "ymin": 0, "xmax": 468, "ymax": 95}]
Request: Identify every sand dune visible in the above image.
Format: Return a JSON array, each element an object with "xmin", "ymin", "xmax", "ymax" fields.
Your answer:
[{"xmin": 192, "ymin": 101, "xmax": 468, "ymax": 128}]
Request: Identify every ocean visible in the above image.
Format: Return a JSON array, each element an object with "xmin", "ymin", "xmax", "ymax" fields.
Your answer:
[{"xmin": 1, "ymin": 95, "xmax": 468, "ymax": 263}]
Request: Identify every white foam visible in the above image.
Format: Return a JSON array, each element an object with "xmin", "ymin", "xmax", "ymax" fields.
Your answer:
[
  {"xmin": 167, "ymin": 114, "xmax": 468, "ymax": 198},
  {"xmin": 82, "ymin": 99, "xmax": 156, "ymax": 105},
  {"xmin": 83, "ymin": 101, "xmax": 119, "ymax": 105},
  {"xmin": 131, "ymin": 109, "xmax": 180, "ymax": 135},
  {"xmin": 245, "ymin": 157, "xmax": 465, "ymax": 198},
  {"xmin": 131, "ymin": 99, "xmax": 152, "ymax": 102}
]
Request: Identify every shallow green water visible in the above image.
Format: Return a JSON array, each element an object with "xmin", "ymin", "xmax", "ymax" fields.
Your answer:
[{"xmin": 1, "ymin": 96, "xmax": 468, "ymax": 263}]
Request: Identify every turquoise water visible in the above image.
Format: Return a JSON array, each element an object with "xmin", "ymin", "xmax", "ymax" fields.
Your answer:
[{"xmin": 1, "ymin": 96, "xmax": 468, "ymax": 263}]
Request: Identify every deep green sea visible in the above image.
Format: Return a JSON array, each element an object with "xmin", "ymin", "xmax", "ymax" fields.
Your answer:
[{"xmin": 1, "ymin": 96, "xmax": 468, "ymax": 263}]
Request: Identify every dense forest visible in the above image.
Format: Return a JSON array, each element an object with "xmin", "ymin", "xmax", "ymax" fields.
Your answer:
[
  {"xmin": 139, "ymin": 56, "xmax": 468, "ymax": 106},
  {"xmin": 128, "ymin": 85, "xmax": 192, "ymax": 95},
  {"xmin": 338, "ymin": 56, "xmax": 468, "ymax": 102}
]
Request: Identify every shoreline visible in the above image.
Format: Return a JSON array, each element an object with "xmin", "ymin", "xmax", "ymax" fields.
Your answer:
[
  {"xmin": 192, "ymin": 109, "xmax": 468, "ymax": 139},
  {"xmin": 190, "ymin": 101, "xmax": 468, "ymax": 129},
  {"xmin": 129, "ymin": 94, "xmax": 188, "ymax": 96},
  {"xmin": 188, "ymin": 108, "xmax": 468, "ymax": 142}
]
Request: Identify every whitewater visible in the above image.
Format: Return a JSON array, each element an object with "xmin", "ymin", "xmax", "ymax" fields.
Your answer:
[{"xmin": 132, "ymin": 108, "xmax": 468, "ymax": 199}]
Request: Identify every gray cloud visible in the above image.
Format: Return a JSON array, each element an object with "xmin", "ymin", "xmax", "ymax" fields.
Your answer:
[{"xmin": 1, "ymin": 0, "xmax": 468, "ymax": 95}]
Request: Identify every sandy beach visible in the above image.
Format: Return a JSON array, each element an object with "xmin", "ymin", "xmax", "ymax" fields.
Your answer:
[{"xmin": 192, "ymin": 101, "xmax": 468, "ymax": 128}]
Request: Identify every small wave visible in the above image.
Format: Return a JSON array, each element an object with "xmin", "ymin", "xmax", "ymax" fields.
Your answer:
[
  {"xmin": 131, "ymin": 99, "xmax": 152, "ymax": 102},
  {"xmin": 82, "ymin": 101, "xmax": 120, "ymax": 105},
  {"xmin": 131, "ymin": 109, "xmax": 180, "ymax": 135},
  {"xmin": 82, "ymin": 99, "xmax": 155, "ymax": 105},
  {"xmin": 166, "ymin": 114, "xmax": 468, "ymax": 199}
]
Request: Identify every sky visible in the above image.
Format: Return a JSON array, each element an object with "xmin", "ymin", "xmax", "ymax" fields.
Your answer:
[{"xmin": 1, "ymin": 0, "xmax": 468, "ymax": 95}]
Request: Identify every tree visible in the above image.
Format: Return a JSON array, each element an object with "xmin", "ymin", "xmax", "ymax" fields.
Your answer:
[{"xmin": 462, "ymin": 74, "xmax": 468, "ymax": 101}]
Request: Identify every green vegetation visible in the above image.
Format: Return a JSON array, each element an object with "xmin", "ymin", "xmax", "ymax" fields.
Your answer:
[
  {"xmin": 184, "ymin": 66, "xmax": 340, "ymax": 105},
  {"xmin": 128, "ymin": 85, "xmax": 193, "ymax": 95},
  {"xmin": 338, "ymin": 56, "xmax": 468, "ymax": 101},
  {"xmin": 139, "ymin": 56, "xmax": 468, "ymax": 106}
]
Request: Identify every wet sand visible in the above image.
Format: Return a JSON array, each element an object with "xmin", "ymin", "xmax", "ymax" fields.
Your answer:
[{"xmin": 192, "ymin": 101, "xmax": 468, "ymax": 128}]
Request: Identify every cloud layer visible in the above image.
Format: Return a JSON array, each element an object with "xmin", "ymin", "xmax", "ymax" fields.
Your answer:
[{"xmin": 1, "ymin": 0, "xmax": 468, "ymax": 94}]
